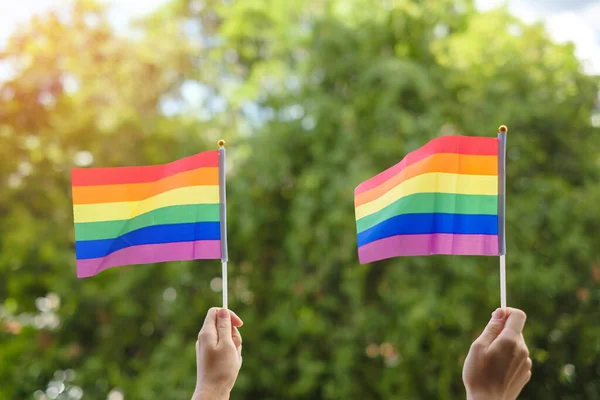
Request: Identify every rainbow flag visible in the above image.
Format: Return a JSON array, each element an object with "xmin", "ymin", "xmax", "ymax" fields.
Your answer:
[
  {"xmin": 355, "ymin": 135, "xmax": 502, "ymax": 264},
  {"xmin": 72, "ymin": 151, "xmax": 222, "ymax": 278}
]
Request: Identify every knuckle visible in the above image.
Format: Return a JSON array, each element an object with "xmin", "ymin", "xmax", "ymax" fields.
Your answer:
[
  {"xmin": 198, "ymin": 330, "xmax": 213, "ymax": 343},
  {"xmin": 470, "ymin": 340, "xmax": 486, "ymax": 353},
  {"xmin": 517, "ymin": 346, "xmax": 529, "ymax": 359},
  {"xmin": 526, "ymin": 357, "xmax": 533, "ymax": 369},
  {"xmin": 517, "ymin": 309, "xmax": 527, "ymax": 320},
  {"xmin": 514, "ymin": 310, "xmax": 527, "ymax": 324}
]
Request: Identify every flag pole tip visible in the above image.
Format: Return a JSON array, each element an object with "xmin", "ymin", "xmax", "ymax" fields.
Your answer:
[
  {"xmin": 217, "ymin": 139, "xmax": 226, "ymax": 147},
  {"xmin": 498, "ymin": 125, "xmax": 508, "ymax": 133}
]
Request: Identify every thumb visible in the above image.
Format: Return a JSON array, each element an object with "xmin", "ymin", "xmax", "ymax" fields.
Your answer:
[
  {"xmin": 216, "ymin": 308, "xmax": 233, "ymax": 345},
  {"xmin": 476, "ymin": 308, "xmax": 507, "ymax": 347}
]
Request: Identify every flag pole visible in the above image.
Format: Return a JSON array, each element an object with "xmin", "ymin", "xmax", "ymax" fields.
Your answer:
[
  {"xmin": 497, "ymin": 125, "xmax": 508, "ymax": 308},
  {"xmin": 218, "ymin": 139, "xmax": 229, "ymax": 309}
]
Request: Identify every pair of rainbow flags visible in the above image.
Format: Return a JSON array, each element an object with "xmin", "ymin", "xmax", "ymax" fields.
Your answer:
[{"xmin": 73, "ymin": 128, "xmax": 508, "ymax": 286}]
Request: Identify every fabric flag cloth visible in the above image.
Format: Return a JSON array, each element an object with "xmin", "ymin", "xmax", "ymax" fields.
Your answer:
[
  {"xmin": 355, "ymin": 135, "xmax": 500, "ymax": 264},
  {"xmin": 72, "ymin": 151, "xmax": 222, "ymax": 278}
]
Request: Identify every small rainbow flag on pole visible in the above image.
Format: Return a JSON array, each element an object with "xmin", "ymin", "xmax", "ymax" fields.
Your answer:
[
  {"xmin": 72, "ymin": 141, "xmax": 230, "ymax": 298},
  {"xmin": 355, "ymin": 126, "xmax": 508, "ymax": 306}
]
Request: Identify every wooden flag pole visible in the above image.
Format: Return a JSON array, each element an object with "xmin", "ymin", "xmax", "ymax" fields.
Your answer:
[
  {"xmin": 497, "ymin": 125, "xmax": 508, "ymax": 308},
  {"xmin": 218, "ymin": 139, "xmax": 229, "ymax": 309}
]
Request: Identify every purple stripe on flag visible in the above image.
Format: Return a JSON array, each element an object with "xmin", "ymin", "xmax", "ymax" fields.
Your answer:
[
  {"xmin": 76, "ymin": 240, "xmax": 221, "ymax": 278},
  {"xmin": 358, "ymin": 234, "xmax": 498, "ymax": 264}
]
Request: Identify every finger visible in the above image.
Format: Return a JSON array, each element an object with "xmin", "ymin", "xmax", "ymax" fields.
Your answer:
[
  {"xmin": 475, "ymin": 308, "xmax": 507, "ymax": 348},
  {"xmin": 198, "ymin": 308, "xmax": 218, "ymax": 347},
  {"xmin": 518, "ymin": 357, "xmax": 533, "ymax": 375},
  {"xmin": 501, "ymin": 308, "xmax": 527, "ymax": 338},
  {"xmin": 507, "ymin": 357, "xmax": 532, "ymax": 398},
  {"xmin": 237, "ymin": 344, "xmax": 243, "ymax": 361},
  {"xmin": 217, "ymin": 308, "xmax": 234, "ymax": 346},
  {"xmin": 200, "ymin": 307, "xmax": 242, "ymax": 329},
  {"xmin": 232, "ymin": 326, "xmax": 242, "ymax": 349},
  {"xmin": 229, "ymin": 310, "xmax": 243, "ymax": 327},
  {"xmin": 508, "ymin": 345, "xmax": 530, "ymax": 378}
]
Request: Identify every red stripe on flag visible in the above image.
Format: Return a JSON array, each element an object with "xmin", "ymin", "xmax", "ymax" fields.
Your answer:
[{"xmin": 72, "ymin": 150, "xmax": 219, "ymax": 186}]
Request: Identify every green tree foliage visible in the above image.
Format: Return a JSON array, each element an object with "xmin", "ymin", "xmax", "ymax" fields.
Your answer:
[{"xmin": 1, "ymin": 0, "xmax": 599, "ymax": 399}]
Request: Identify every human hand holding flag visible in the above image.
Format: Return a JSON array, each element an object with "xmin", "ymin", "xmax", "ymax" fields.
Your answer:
[
  {"xmin": 462, "ymin": 308, "xmax": 532, "ymax": 400},
  {"xmin": 193, "ymin": 308, "xmax": 243, "ymax": 400}
]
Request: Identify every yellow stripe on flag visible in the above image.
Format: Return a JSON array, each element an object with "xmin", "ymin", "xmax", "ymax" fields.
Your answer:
[
  {"xmin": 73, "ymin": 186, "xmax": 219, "ymax": 223},
  {"xmin": 355, "ymin": 173, "xmax": 497, "ymax": 220}
]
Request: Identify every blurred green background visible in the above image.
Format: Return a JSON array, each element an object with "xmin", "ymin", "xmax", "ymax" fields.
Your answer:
[{"xmin": 1, "ymin": 0, "xmax": 600, "ymax": 399}]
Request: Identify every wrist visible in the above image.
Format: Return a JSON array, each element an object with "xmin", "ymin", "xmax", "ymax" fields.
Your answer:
[
  {"xmin": 192, "ymin": 387, "xmax": 230, "ymax": 400},
  {"xmin": 466, "ymin": 390, "xmax": 501, "ymax": 400}
]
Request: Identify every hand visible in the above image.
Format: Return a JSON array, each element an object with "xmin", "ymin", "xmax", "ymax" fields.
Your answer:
[
  {"xmin": 463, "ymin": 308, "xmax": 532, "ymax": 400},
  {"xmin": 192, "ymin": 308, "xmax": 243, "ymax": 400}
]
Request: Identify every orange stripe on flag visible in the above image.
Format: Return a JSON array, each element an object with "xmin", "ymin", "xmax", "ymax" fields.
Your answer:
[
  {"xmin": 355, "ymin": 153, "xmax": 497, "ymax": 207},
  {"xmin": 72, "ymin": 167, "xmax": 219, "ymax": 205}
]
